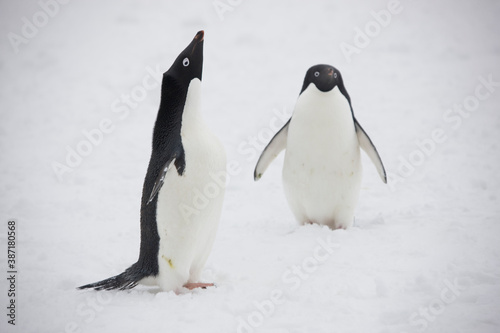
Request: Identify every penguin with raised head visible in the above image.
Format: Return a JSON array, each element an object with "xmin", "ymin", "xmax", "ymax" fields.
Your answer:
[
  {"xmin": 79, "ymin": 30, "xmax": 226, "ymax": 291},
  {"xmin": 254, "ymin": 64, "xmax": 386, "ymax": 229}
]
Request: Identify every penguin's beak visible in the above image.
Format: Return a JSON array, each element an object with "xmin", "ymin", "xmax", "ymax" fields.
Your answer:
[
  {"xmin": 327, "ymin": 67, "xmax": 334, "ymax": 76},
  {"xmin": 194, "ymin": 30, "xmax": 204, "ymax": 43},
  {"xmin": 190, "ymin": 30, "xmax": 204, "ymax": 56}
]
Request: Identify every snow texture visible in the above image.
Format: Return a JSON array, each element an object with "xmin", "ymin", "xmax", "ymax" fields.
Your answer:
[{"xmin": 1, "ymin": 0, "xmax": 499, "ymax": 332}]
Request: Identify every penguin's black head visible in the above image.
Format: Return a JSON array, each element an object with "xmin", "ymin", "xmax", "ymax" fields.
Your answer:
[
  {"xmin": 300, "ymin": 64, "xmax": 343, "ymax": 94},
  {"xmin": 163, "ymin": 30, "xmax": 204, "ymax": 85}
]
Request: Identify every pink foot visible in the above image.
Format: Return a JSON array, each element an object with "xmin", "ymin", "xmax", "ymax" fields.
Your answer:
[{"xmin": 183, "ymin": 282, "xmax": 215, "ymax": 290}]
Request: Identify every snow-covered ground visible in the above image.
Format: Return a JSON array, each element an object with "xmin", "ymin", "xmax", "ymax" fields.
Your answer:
[{"xmin": 1, "ymin": 0, "xmax": 499, "ymax": 332}]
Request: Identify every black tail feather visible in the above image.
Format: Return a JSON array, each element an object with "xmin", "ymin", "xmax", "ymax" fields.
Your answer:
[
  {"xmin": 78, "ymin": 264, "xmax": 151, "ymax": 291},
  {"xmin": 78, "ymin": 273, "xmax": 137, "ymax": 291}
]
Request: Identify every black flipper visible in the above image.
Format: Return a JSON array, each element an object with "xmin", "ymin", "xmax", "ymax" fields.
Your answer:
[
  {"xmin": 354, "ymin": 118, "xmax": 387, "ymax": 183},
  {"xmin": 147, "ymin": 157, "xmax": 176, "ymax": 204},
  {"xmin": 254, "ymin": 120, "xmax": 290, "ymax": 181}
]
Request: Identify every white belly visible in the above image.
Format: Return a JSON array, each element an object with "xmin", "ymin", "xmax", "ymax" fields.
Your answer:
[
  {"xmin": 282, "ymin": 85, "xmax": 362, "ymax": 229},
  {"xmin": 153, "ymin": 79, "xmax": 226, "ymax": 291}
]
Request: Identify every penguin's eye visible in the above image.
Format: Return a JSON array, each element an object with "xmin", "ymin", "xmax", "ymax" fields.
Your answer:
[
  {"xmin": 334, "ymin": 73, "xmax": 337, "ymax": 78},
  {"xmin": 182, "ymin": 57, "xmax": 190, "ymax": 67},
  {"xmin": 314, "ymin": 71, "xmax": 320, "ymax": 77}
]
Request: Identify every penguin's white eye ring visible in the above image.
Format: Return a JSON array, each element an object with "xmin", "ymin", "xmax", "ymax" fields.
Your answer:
[
  {"xmin": 182, "ymin": 57, "xmax": 190, "ymax": 67},
  {"xmin": 334, "ymin": 73, "xmax": 337, "ymax": 78},
  {"xmin": 314, "ymin": 71, "xmax": 320, "ymax": 77}
]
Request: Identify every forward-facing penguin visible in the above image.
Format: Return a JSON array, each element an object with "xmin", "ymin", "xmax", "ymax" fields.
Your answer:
[
  {"xmin": 79, "ymin": 31, "xmax": 226, "ymax": 291},
  {"xmin": 254, "ymin": 65, "xmax": 386, "ymax": 229}
]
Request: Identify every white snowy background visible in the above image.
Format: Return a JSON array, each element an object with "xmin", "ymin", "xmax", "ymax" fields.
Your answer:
[{"xmin": 1, "ymin": 0, "xmax": 499, "ymax": 332}]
